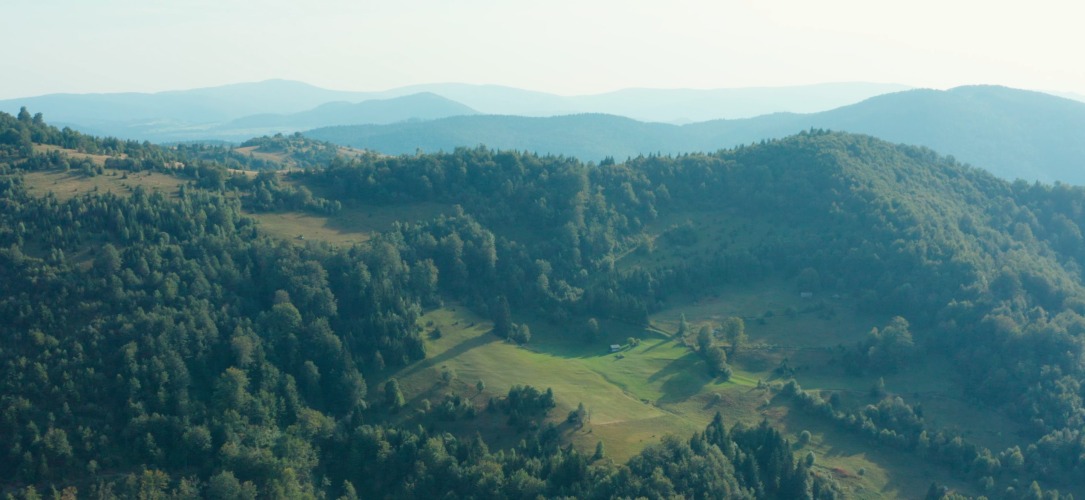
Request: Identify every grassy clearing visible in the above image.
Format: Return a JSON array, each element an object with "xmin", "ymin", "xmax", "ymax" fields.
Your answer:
[
  {"xmin": 387, "ymin": 307, "xmax": 693, "ymax": 461},
  {"xmin": 18, "ymin": 160, "xmax": 452, "ymax": 250},
  {"xmin": 249, "ymin": 202, "xmax": 454, "ymax": 247},
  {"xmin": 779, "ymin": 404, "xmax": 981, "ymax": 499},
  {"xmin": 32, "ymin": 144, "xmax": 114, "ymax": 166},
  {"xmin": 22, "ymin": 168, "xmax": 184, "ymax": 202},
  {"xmin": 232, "ymin": 146, "xmax": 289, "ymax": 166},
  {"xmin": 380, "ymin": 298, "xmax": 837, "ymax": 465},
  {"xmin": 372, "ymin": 271, "xmax": 1028, "ymax": 498}
]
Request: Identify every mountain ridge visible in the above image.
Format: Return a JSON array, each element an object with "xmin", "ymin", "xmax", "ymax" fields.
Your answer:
[
  {"xmin": 308, "ymin": 85, "xmax": 1085, "ymax": 184},
  {"xmin": 0, "ymin": 79, "xmax": 910, "ymax": 141}
]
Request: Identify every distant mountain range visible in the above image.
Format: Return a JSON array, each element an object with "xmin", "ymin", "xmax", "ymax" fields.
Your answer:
[
  {"xmin": 212, "ymin": 93, "xmax": 478, "ymax": 141},
  {"xmin": 0, "ymin": 80, "xmax": 908, "ymax": 142},
  {"xmin": 379, "ymin": 81, "xmax": 913, "ymax": 122},
  {"xmin": 3, "ymin": 81, "xmax": 1085, "ymax": 184},
  {"xmin": 308, "ymin": 85, "xmax": 1085, "ymax": 185}
]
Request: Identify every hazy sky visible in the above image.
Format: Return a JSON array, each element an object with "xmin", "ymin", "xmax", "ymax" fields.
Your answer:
[{"xmin": 3, "ymin": 0, "xmax": 1082, "ymax": 99}]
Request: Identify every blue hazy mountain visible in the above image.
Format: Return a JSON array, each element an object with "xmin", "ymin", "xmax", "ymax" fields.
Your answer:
[
  {"xmin": 308, "ymin": 86, "xmax": 1085, "ymax": 184},
  {"xmin": 375, "ymin": 81, "xmax": 910, "ymax": 121},
  {"xmin": 211, "ymin": 93, "xmax": 479, "ymax": 141},
  {"xmin": 0, "ymin": 80, "xmax": 907, "ymax": 142},
  {"xmin": 0, "ymin": 80, "xmax": 371, "ymax": 125}
]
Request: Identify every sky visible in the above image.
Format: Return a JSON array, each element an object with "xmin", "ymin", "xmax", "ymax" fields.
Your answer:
[{"xmin": 2, "ymin": 0, "xmax": 1082, "ymax": 99}]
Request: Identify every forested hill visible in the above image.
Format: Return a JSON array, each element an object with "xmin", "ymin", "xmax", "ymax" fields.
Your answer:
[
  {"xmin": 308, "ymin": 85, "xmax": 1085, "ymax": 185},
  {"xmin": 762, "ymin": 85, "xmax": 1085, "ymax": 184},
  {"xmin": 3, "ymin": 109, "xmax": 1085, "ymax": 498},
  {"xmin": 307, "ymin": 113, "xmax": 682, "ymax": 163},
  {"xmin": 224, "ymin": 92, "xmax": 478, "ymax": 130}
]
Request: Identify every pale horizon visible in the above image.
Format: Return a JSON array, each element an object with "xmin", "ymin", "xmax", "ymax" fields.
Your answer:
[
  {"xmin": 2, "ymin": 77, "xmax": 923, "ymax": 100},
  {"xmin": 3, "ymin": 0, "xmax": 1083, "ymax": 100}
]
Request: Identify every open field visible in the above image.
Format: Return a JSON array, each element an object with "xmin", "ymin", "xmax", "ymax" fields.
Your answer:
[
  {"xmin": 370, "ymin": 277, "xmax": 1022, "ymax": 498},
  {"xmin": 232, "ymin": 145, "xmax": 289, "ymax": 165},
  {"xmin": 32, "ymin": 144, "xmax": 116, "ymax": 166},
  {"xmin": 249, "ymin": 201, "xmax": 454, "ymax": 246},
  {"xmin": 17, "ymin": 160, "xmax": 454, "ymax": 249},
  {"xmin": 22, "ymin": 167, "xmax": 184, "ymax": 201}
]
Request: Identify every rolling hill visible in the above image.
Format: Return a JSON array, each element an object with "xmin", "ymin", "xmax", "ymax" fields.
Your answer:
[
  {"xmin": 308, "ymin": 85, "xmax": 1085, "ymax": 184},
  {"xmin": 225, "ymin": 92, "xmax": 477, "ymax": 129},
  {"xmin": 307, "ymin": 113, "xmax": 683, "ymax": 160}
]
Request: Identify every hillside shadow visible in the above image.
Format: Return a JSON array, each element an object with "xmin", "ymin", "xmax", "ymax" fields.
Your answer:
[
  {"xmin": 777, "ymin": 403, "xmax": 980, "ymax": 499},
  {"xmin": 525, "ymin": 336, "xmax": 617, "ymax": 360},
  {"xmin": 639, "ymin": 336, "xmax": 678, "ymax": 354},
  {"xmin": 653, "ymin": 352, "xmax": 711, "ymax": 404},
  {"xmin": 400, "ymin": 331, "xmax": 497, "ymax": 377}
]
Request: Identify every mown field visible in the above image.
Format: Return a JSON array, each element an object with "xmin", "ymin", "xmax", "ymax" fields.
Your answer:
[{"xmin": 252, "ymin": 201, "xmax": 454, "ymax": 246}]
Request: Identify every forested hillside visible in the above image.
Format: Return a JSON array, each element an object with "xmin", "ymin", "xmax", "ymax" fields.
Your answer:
[{"xmin": 2, "ymin": 108, "xmax": 1084, "ymax": 498}]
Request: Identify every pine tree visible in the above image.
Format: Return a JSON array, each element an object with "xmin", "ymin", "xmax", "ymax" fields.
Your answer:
[{"xmin": 385, "ymin": 378, "xmax": 405, "ymax": 410}]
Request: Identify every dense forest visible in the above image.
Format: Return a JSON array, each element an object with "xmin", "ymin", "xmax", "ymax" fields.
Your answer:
[{"xmin": 2, "ymin": 107, "xmax": 1085, "ymax": 498}]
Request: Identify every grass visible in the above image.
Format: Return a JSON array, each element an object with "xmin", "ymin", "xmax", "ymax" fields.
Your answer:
[
  {"xmin": 232, "ymin": 146, "xmax": 290, "ymax": 166},
  {"xmin": 22, "ymin": 167, "xmax": 184, "ymax": 202},
  {"xmin": 781, "ymin": 411, "xmax": 979, "ymax": 499},
  {"xmin": 32, "ymin": 144, "xmax": 114, "ymax": 166},
  {"xmin": 249, "ymin": 202, "xmax": 454, "ymax": 246},
  {"xmin": 16, "ymin": 155, "xmax": 454, "ymax": 250},
  {"xmin": 388, "ymin": 307, "xmax": 693, "ymax": 461},
  {"xmin": 368, "ymin": 270, "xmax": 1031, "ymax": 498}
]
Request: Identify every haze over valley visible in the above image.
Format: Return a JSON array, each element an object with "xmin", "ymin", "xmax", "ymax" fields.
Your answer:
[{"xmin": 4, "ymin": 1, "xmax": 1085, "ymax": 498}]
